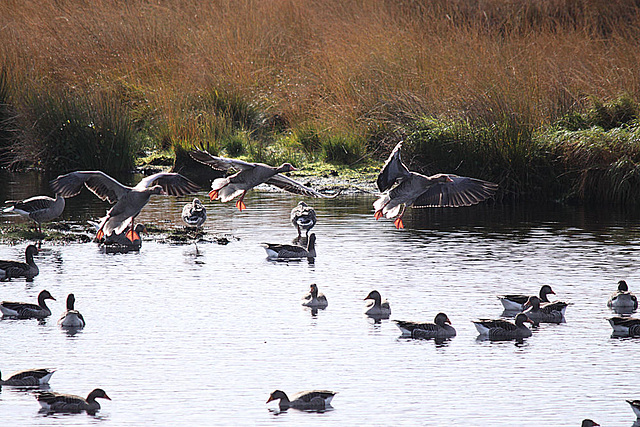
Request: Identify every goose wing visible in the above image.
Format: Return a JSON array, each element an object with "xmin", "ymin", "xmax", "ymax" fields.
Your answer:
[
  {"xmin": 412, "ymin": 175, "xmax": 498, "ymax": 208},
  {"xmin": 377, "ymin": 140, "xmax": 411, "ymax": 192},
  {"xmin": 497, "ymin": 294, "xmax": 528, "ymax": 305},
  {"xmin": 50, "ymin": 171, "xmax": 129, "ymax": 203},
  {"xmin": 134, "ymin": 172, "xmax": 200, "ymax": 196},
  {"xmin": 7, "ymin": 368, "xmax": 54, "ymax": 382},
  {"xmin": 266, "ymin": 174, "xmax": 340, "ymax": 198},
  {"xmin": 475, "ymin": 319, "xmax": 517, "ymax": 331},
  {"xmin": 292, "ymin": 390, "xmax": 335, "ymax": 402},
  {"xmin": 4, "ymin": 196, "xmax": 56, "ymax": 213},
  {"xmin": 189, "ymin": 149, "xmax": 256, "ymax": 171}
]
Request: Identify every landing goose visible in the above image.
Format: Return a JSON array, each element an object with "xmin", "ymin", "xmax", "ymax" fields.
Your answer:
[
  {"xmin": 182, "ymin": 198, "xmax": 207, "ymax": 228},
  {"xmin": 373, "ymin": 141, "xmax": 498, "ymax": 229},
  {"xmin": 302, "ymin": 284, "xmax": 328, "ymax": 308},
  {"xmin": 0, "ymin": 368, "xmax": 54, "ymax": 386},
  {"xmin": 3, "ymin": 194, "xmax": 65, "ymax": 233},
  {"xmin": 36, "ymin": 388, "xmax": 110, "ymax": 414},
  {"xmin": 394, "ymin": 312, "xmax": 456, "ymax": 339},
  {"xmin": 607, "ymin": 280, "xmax": 638, "ymax": 311},
  {"xmin": 522, "ymin": 296, "xmax": 566, "ymax": 324},
  {"xmin": 263, "ymin": 233, "xmax": 316, "ymax": 259},
  {"xmin": 363, "ymin": 290, "xmax": 391, "ymax": 318},
  {"xmin": 498, "ymin": 285, "xmax": 556, "ymax": 311},
  {"xmin": 627, "ymin": 400, "xmax": 640, "ymax": 418},
  {"xmin": 266, "ymin": 390, "xmax": 335, "ymax": 410},
  {"xmin": 291, "ymin": 201, "xmax": 316, "ymax": 238},
  {"xmin": 58, "ymin": 294, "xmax": 85, "ymax": 328},
  {"xmin": 50, "ymin": 171, "xmax": 198, "ymax": 242},
  {"xmin": 0, "ymin": 244, "xmax": 39, "ymax": 281},
  {"xmin": 0, "ymin": 289, "xmax": 55, "ymax": 319},
  {"xmin": 473, "ymin": 313, "xmax": 533, "ymax": 339},
  {"xmin": 608, "ymin": 316, "xmax": 640, "ymax": 336},
  {"xmin": 582, "ymin": 420, "xmax": 600, "ymax": 427},
  {"xmin": 190, "ymin": 149, "xmax": 339, "ymax": 211}
]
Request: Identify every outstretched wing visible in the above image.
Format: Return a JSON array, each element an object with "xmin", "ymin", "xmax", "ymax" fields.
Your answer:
[
  {"xmin": 377, "ymin": 141, "xmax": 411, "ymax": 192},
  {"xmin": 50, "ymin": 171, "xmax": 129, "ymax": 203},
  {"xmin": 413, "ymin": 175, "xmax": 497, "ymax": 208},
  {"xmin": 266, "ymin": 174, "xmax": 341, "ymax": 198},
  {"xmin": 135, "ymin": 173, "xmax": 200, "ymax": 196},
  {"xmin": 189, "ymin": 149, "xmax": 256, "ymax": 172}
]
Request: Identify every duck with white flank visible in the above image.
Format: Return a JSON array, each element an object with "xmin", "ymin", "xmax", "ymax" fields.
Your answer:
[
  {"xmin": 262, "ymin": 233, "xmax": 316, "ymax": 260},
  {"xmin": 394, "ymin": 313, "xmax": 456, "ymax": 339},
  {"xmin": 497, "ymin": 284, "xmax": 556, "ymax": 312},
  {"xmin": 0, "ymin": 244, "xmax": 39, "ymax": 281},
  {"xmin": 182, "ymin": 198, "xmax": 207, "ymax": 229},
  {"xmin": 266, "ymin": 390, "xmax": 336, "ymax": 410},
  {"xmin": 607, "ymin": 280, "xmax": 638, "ymax": 311},
  {"xmin": 608, "ymin": 316, "xmax": 640, "ymax": 337},
  {"xmin": 190, "ymin": 149, "xmax": 339, "ymax": 211},
  {"xmin": 0, "ymin": 290, "xmax": 55, "ymax": 319},
  {"xmin": 36, "ymin": 388, "xmax": 111, "ymax": 414},
  {"xmin": 58, "ymin": 294, "xmax": 85, "ymax": 328},
  {"xmin": 0, "ymin": 368, "xmax": 55, "ymax": 386},
  {"xmin": 50, "ymin": 171, "xmax": 198, "ymax": 242},
  {"xmin": 373, "ymin": 140, "xmax": 498, "ymax": 229},
  {"xmin": 3, "ymin": 194, "xmax": 65, "ymax": 233},
  {"xmin": 302, "ymin": 284, "xmax": 328, "ymax": 308},
  {"xmin": 522, "ymin": 296, "xmax": 567, "ymax": 324},
  {"xmin": 473, "ymin": 313, "xmax": 534, "ymax": 340},
  {"xmin": 291, "ymin": 201, "xmax": 316, "ymax": 238},
  {"xmin": 363, "ymin": 290, "xmax": 391, "ymax": 318}
]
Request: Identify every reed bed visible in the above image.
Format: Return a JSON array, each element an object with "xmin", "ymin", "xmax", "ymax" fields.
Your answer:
[{"xmin": 0, "ymin": 0, "xmax": 639, "ymax": 201}]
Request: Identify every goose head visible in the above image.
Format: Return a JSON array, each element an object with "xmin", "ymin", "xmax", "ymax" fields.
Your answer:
[
  {"xmin": 25, "ymin": 245, "xmax": 39, "ymax": 260},
  {"xmin": 432, "ymin": 174, "xmax": 454, "ymax": 183},
  {"xmin": 66, "ymin": 294, "xmax": 76, "ymax": 310},
  {"xmin": 618, "ymin": 280, "xmax": 629, "ymax": 292},
  {"xmin": 38, "ymin": 290, "xmax": 56, "ymax": 305},
  {"xmin": 309, "ymin": 284, "xmax": 319, "ymax": 298},
  {"xmin": 277, "ymin": 163, "xmax": 297, "ymax": 173},
  {"xmin": 87, "ymin": 388, "xmax": 111, "ymax": 402},
  {"xmin": 523, "ymin": 296, "xmax": 541, "ymax": 310},
  {"xmin": 193, "ymin": 198, "xmax": 204, "ymax": 209},
  {"xmin": 364, "ymin": 290, "xmax": 382, "ymax": 305},
  {"xmin": 148, "ymin": 185, "xmax": 166, "ymax": 196},
  {"xmin": 266, "ymin": 390, "xmax": 288, "ymax": 404},
  {"xmin": 539, "ymin": 284, "xmax": 555, "ymax": 300},
  {"xmin": 434, "ymin": 312, "xmax": 451, "ymax": 326},
  {"xmin": 514, "ymin": 313, "xmax": 533, "ymax": 327}
]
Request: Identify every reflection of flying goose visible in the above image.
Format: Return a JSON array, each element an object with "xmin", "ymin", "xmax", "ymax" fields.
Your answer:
[
  {"xmin": 522, "ymin": 296, "xmax": 566, "ymax": 324},
  {"xmin": 394, "ymin": 313, "xmax": 456, "ymax": 339},
  {"xmin": 291, "ymin": 201, "xmax": 316, "ymax": 238},
  {"xmin": 50, "ymin": 171, "xmax": 198, "ymax": 241},
  {"xmin": 262, "ymin": 233, "xmax": 316, "ymax": 259},
  {"xmin": 58, "ymin": 294, "xmax": 85, "ymax": 328},
  {"xmin": 190, "ymin": 149, "xmax": 339, "ymax": 211},
  {"xmin": 373, "ymin": 141, "xmax": 498, "ymax": 229},
  {"xmin": 3, "ymin": 194, "xmax": 65, "ymax": 233},
  {"xmin": 0, "ymin": 368, "xmax": 55, "ymax": 386},
  {"xmin": 473, "ymin": 313, "xmax": 533, "ymax": 339},
  {"xmin": 608, "ymin": 280, "xmax": 638, "ymax": 310},
  {"xmin": 182, "ymin": 198, "xmax": 207, "ymax": 228},
  {"xmin": 0, "ymin": 290, "xmax": 55, "ymax": 319},
  {"xmin": 36, "ymin": 388, "xmax": 111, "ymax": 414},
  {"xmin": 266, "ymin": 390, "xmax": 336, "ymax": 410},
  {"xmin": 0, "ymin": 244, "xmax": 39, "ymax": 281},
  {"xmin": 363, "ymin": 290, "xmax": 391, "ymax": 317},
  {"xmin": 498, "ymin": 285, "xmax": 556, "ymax": 311},
  {"xmin": 302, "ymin": 284, "xmax": 328, "ymax": 308}
]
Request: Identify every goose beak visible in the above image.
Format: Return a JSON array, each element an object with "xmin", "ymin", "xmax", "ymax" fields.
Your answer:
[
  {"xmin": 104, "ymin": 393, "xmax": 112, "ymax": 401},
  {"xmin": 266, "ymin": 396, "xmax": 274, "ymax": 403}
]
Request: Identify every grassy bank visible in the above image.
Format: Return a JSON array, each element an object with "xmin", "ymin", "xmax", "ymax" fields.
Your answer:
[{"xmin": 1, "ymin": 1, "xmax": 640, "ymax": 202}]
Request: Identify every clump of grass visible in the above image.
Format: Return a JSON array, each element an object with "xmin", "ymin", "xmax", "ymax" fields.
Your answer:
[
  {"xmin": 559, "ymin": 95, "xmax": 639, "ymax": 131},
  {"xmin": 321, "ymin": 134, "xmax": 367, "ymax": 165}
]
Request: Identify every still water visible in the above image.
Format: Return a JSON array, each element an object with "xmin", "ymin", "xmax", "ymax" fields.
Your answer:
[{"xmin": 0, "ymin": 172, "xmax": 640, "ymax": 426}]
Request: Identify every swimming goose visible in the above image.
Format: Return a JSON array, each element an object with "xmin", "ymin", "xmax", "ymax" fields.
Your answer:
[
  {"xmin": 473, "ymin": 313, "xmax": 533, "ymax": 339},
  {"xmin": 627, "ymin": 400, "xmax": 640, "ymax": 418},
  {"xmin": 394, "ymin": 313, "xmax": 456, "ymax": 339},
  {"xmin": 190, "ymin": 149, "xmax": 339, "ymax": 211},
  {"xmin": 498, "ymin": 285, "xmax": 556, "ymax": 311},
  {"xmin": 263, "ymin": 233, "xmax": 316, "ymax": 259},
  {"xmin": 0, "ymin": 244, "xmax": 39, "ymax": 281},
  {"xmin": 302, "ymin": 284, "xmax": 328, "ymax": 308},
  {"xmin": 50, "ymin": 171, "xmax": 198, "ymax": 242},
  {"xmin": 607, "ymin": 280, "xmax": 638, "ymax": 311},
  {"xmin": 363, "ymin": 290, "xmax": 391, "ymax": 318},
  {"xmin": 0, "ymin": 289, "xmax": 55, "ymax": 319},
  {"xmin": 522, "ymin": 296, "xmax": 566, "ymax": 324},
  {"xmin": 3, "ymin": 194, "xmax": 65, "ymax": 233},
  {"xmin": 266, "ymin": 390, "xmax": 336, "ymax": 410},
  {"xmin": 0, "ymin": 368, "xmax": 55, "ymax": 386},
  {"xmin": 291, "ymin": 201, "xmax": 316, "ymax": 238},
  {"xmin": 582, "ymin": 420, "xmax": 600, "ymax": 427},
  {"xmin": 58, "ymin": 294, "xmax": 85, "ymax": 328},
  {"xmin": 608, "ymin": 316, "xmax": 640, "ymax": 336},
  {"xmin": 36, "ymin": 388, "xmax": 111, "ymax": 414},
  {"xmin": 182, "ymin": 198, "xmax": 207, "ymax": 228},
  {"xmin": 373, "ymin": 141, "xmax": 498, "ymax": 229}
]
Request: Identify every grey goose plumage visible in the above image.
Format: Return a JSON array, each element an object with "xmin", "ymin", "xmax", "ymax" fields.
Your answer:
[
  {"xmin": 373, "ymin": 141, "xmax": 498, "ymax": 229},
  {"xmin": 608, "ymin": 280, "xmax": 638, "ymax": 311},
  {"xmin": 263, "ymin": 233, "xmax": 316, "ymax": 259},
  {"xmin": 266, "ymin": 390, "xmax": 336, "ymax": 410},
  {"xmin": 36, "ymin": 388, "xmax": 111, "ymax": 414},
  {"xmin": 363, "ymin": 290, "xmax": 391, "ymax": 318},
  {"xmin": 0, "ymin": 244, "xmax": 39, "ymax": 281},
  {"xmin": 182, "ymin": 198, "xmax": 207, "ymax": 228},
  {"xmin": 58, "ymin": 293, "xmax": 85, "ymax": 328},
  {"xmin": 497, "ymin": 285, "xmax": 556, "ymax": 311},
  {"xmin": 608, "ymin": 316, "xmax": 640, "ymax": 336},
  {"xmin": 0, "ymin": 368, "xmax": 54, "ymax": 386},
  {"xmin": 190, "ymin": 149, "xmax": 339, "ymax": 211},
  {"xmin": 291, "ymin": 201, "xmax": 317, "ymax": 238},
  {"xmin": 3, "ymin": 193, "xmax": 65, "ymax": 233},
  {"xmin": 0, "ymin": 289, "xmax": 55, "ymax": 319},
  {"xmin": 473, "ymin": 313, "xmax": 533, "ymax": 339},
  {"xmin": 302, "ymin": 284, "xmax": 328, "ymax": 308},
  {"xmin": 394, "ymin": 313, "xmax": 456, "ymax": 339},
  {"xmin": 522, "ymin": 296, "xmax": 566, "ymax": 324}
]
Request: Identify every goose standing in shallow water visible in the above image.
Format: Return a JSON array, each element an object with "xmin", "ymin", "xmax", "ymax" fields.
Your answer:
[
  {"xmin": 190, "ymin": 149, "xmax": 339, "ymax": 211},
  {"xmin": 0, "ymin": 368, "xmax": 55, "ymax": 386},
  {"xmin": 291, "ymin": 201, "xmax": 316, "ymax": 238},
  {"xmin": 58, "ymin": 294, "xmax": 85, "ymax": 328},
  {"xmin": 522, "ymin": 296, "xmax": 566, "ymax": 324},
  {"xmin": 498, "ymin": 285, "xmax": 556, "ymax": 312},
  {"xmin": 363, "ymin": 290, "xmax": 391, "ymax": 318},
  {"xmin": 394, "ymin": 313, "xmax": 456, "ymax": 339},
  {"xmin": 0, "ymin": 289, "xmax": 55, "ymax": 319},
  {"xmin": 373, "ymin": 141, "xmax": 498, "ymax": 229},
  {"xmin": 36, "ymin": 388, "xmax": 111, "ymax": 414},
  {"xmin": 182, "ymin": 198, "xmax": 207, "ymax": 229},
  {"xmin": 50, "ymin": 171, "xmax": 198, "ymax": 242},
  {"xmin": 0, "ymin": 244, "xmax": 39, "ymax": 281},
  {"xmin": 473, "ymin": 313, "xmax": 534, "ymax": 340},
  {"xmin": 266, "ymin": 390, "xmax": 336, "ymax": 410},
  {"xmin": 608, "ymin": 280, "xmax": 638, "ymax": 311},
  {"xmin": 3, "ymin": 194, "xmax": 65, "ymax": 233},
  {"xmin": 302, "ymin": 284, "xmax": 328, "ymax": 308},
  {"xmin": 262, "ymin": 233, "xmax": 316, "ymax": 259}
]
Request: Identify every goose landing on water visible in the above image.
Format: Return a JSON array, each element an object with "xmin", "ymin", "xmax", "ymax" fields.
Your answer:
[
  {"xmin": 0, "ymin": 245, "xmax": 39, "ymax": 281},
  {"xmin": 0, "ymin": 368, "xmax": 55, "ymax": 386},
  {"xmin": 262, "ymin": 233, "xmax": 316, "ymax": 260},
  {"xmin": 36, "ymin": 388, "xmax": 111, "ymax": 414},
  {"xmin": 3, "ymin": 194, "xmax": 65, "ymax": 233},
  {"xmin": 266, "ymin": 390, "xmax": 336, "ymax": 410},
  {"xmin": 0, "ymin": 290, "xmax": 55, "ymax": 319}
]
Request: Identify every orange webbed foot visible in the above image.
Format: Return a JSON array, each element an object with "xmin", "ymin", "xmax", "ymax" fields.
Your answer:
[
  {"xmin": 374, "ymin": 210, "xmax": 383, "ymax": 220},
  {"xmin": 95, "ymin": 229, "xmax": 104, "ymax": 240},
  {"xmin": 393, "ymin": 217, "xmax": 404, "ymax": 229},
  {"xmin": 125, "ymin": 229, "xmax": 140, "ymax": 242},
  {"xmin": 236, "ymin": 200, "xmax": 247, "ymax": 211},
  {"xmin": 208, "ymin": 190, "xmax": 219, "ymax": 201}
]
